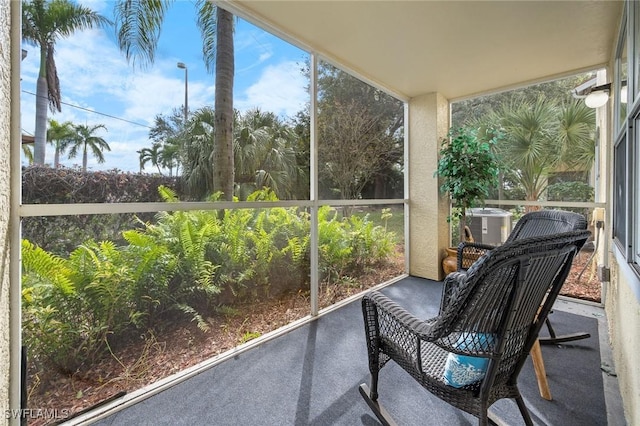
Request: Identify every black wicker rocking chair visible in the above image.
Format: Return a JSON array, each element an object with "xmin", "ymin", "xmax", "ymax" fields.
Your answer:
[
  {"xmin": 457, "ymin": 209, "xmax": 590, "ymax": 345},
  {"xmin": 360, "ymin": 230, "xmax": 590, "ymax": 426}
]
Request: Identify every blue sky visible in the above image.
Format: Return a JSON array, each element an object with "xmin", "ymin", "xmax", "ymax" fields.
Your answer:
[{"xmin": 20, "ymin": 0, "xmax": 310, "ymax": 172}]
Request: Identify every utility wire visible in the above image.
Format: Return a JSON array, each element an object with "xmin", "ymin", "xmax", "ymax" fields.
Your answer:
[{"xmin": 21, "ymin": 90, "xmax": 153, "ymax": 129}]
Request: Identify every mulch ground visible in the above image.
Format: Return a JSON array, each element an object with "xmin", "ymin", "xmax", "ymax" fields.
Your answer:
[{"xmin": 560, "ymin": 249, "xmax": 601, "ymax": 303}]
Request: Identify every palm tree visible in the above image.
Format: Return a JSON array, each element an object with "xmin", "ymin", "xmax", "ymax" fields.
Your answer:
[
  {"xmin": 22, "ymin": 139, "xmax": 34, "ymax": 165},
  {"xmin": 480, "ymin": 98, "xmax": 595, "ymax": 207},
  {"xmin": 46, "ymin": 118, "xmax": 74, "ymax": 167},
  {"xmin": 234, "ymin": 109, "xmax": 271, "ymax": 189},
  {"xmin": 22, "ymin": 0, "xmax": 110, "ymax": 165},
  {"xmin": 114, "ymin": 1, "xmax": 235, "ymax": 200},
  {"xmin": 181, "ymin": 107, "xmax": 216, "ymax": 199},
  {"xmin": 148, "ymin": 110, "xmax": 185, "ymax": 176},
  {"xmin": 67, "ymin": 124, "xmax": 110, "ymax": 171},
  {"xmin": 138, "ymin": 144, "xmax": 163, "ymax": 174},
  {"xmin": 557, "ymin": 101, "xmax": 597, "ymax": 173},
  {"xmin": 234, "ymin": 108, "xmax": 300, "ymax": 200},
  {"xmin": 158, "ymin": 140, "xmax": 182, "ymax": 176},
  {"xmin": 181, "ymin": 107, "xmax": 300, "ymax": 200},
  {"xmin": 211, "ymin": 7, "xmax": 235, "ymax": 201}
]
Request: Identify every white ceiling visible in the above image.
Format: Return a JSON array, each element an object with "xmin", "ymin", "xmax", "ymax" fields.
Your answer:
[{"xmin": 229, "ymin": 0, "xmax": 623, "ymax": 101}]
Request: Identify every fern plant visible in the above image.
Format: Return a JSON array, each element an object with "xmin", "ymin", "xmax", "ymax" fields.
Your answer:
[
  {"xmin": 22, "ymin": 187, "xmax": 399, "ymax": 377},
  {"xmin": 68, "ymin": 241, "xmax": 147, "ymax": 359},
  {"xmin": 318, "ymin": 206, "xmax": 353, "ymax": 281},
  {"xmin": 121, "ymin": 228, "xmax": 177, "ymax": 325},
  {"xmin": 135, "ymin": 188, "xmax": 223, "ymax": 330},
  {"xmin": 22, "ymin": 240, "xmax": 82, "ymax": 372},
  {"xmin": 23, "ymin": 239, "xmax": 146, "ymax": 372}
]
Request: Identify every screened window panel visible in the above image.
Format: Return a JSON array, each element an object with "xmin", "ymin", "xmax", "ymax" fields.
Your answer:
[
  {"xmin": 20, "ymin": 12, "xmax": 311, "ymax": 203},
  {"xmin": 617, "ymin": 26, "xmax": 629, "ymax": 132},
  {"xmin": 316, "ymin": 61, "xmax": 405, "ymax": 201},
  {"xmin": 613, "ymin": 134, "xmax": 627, "ymax": 250},
  {"xmin": 635, "ymin": 119, "xmax": 640, "ymax": 265}
]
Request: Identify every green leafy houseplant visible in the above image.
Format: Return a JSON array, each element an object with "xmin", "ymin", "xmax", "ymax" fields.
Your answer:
[{"xmin": 435, "ymin": 127, "xmax": 500, "ymax": 245}]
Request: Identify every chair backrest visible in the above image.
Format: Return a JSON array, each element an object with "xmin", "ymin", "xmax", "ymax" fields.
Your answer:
[
  {"xmin": 435, "ymin": 230, "xmax": 591, "ymax": 392},
  {"xmin": 507, "ymin": 209, "xmax": 588, "ymax": 243}
]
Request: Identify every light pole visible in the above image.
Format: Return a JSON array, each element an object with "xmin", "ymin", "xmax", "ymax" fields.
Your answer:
[{"xmin": 177, "ymin": 62, "xmax": 188, "ymax": 122}]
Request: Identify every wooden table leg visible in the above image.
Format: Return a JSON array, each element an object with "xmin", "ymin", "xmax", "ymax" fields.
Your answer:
[{"xmin": 530, "ymin": 339, "xmax": 552, "ymax": 400}]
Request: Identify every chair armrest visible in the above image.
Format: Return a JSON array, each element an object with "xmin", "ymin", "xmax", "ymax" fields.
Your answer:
[
  {"xmin": 457, "ymin": 241, "xmax": 496, "ymax": 270},
  {"xmin": 440, "ymin": 271, "xmax": 469, "ymax": 315},
  {"xmin": 362, "ymin": 291, "xmax": 441, "ymax": 374},
  {"xmin": 362, "ymin": 291, "xmax": 439, "ymax": 343}
]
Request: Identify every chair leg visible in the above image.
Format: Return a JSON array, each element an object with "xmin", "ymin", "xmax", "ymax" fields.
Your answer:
[
  {"xmin": 539, "ymin": 317, "xmax": 590, "ymax": 345},
  {"xmin": 530, "ymin": 339, "xmax": 552, "ymax": 400},
  {"xmin": 369, "ymin": 369, "xmax": 379, "ymax": 400},
  {"xmin": 358, "ymin": 383, "xmax": 398, "ymax": 426},
  {"xmin": 514, "ymin": 393, "xmax": 534, "ymax": 426},
  {"xmin": 479, "ymin": 410, "xmax": 489, "ymax": 426}
]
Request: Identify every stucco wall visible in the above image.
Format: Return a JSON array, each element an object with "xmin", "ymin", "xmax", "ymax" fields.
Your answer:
[
  {"xmin": 606, "ymin": 255, "xmax": 640, "ymax": 425},
  {"xmin": 408, "ymin": 93, "xmax": 450, "ymax": 280},
  {"xmin": 0, "ymin": 0, "xmax": 12, "ymax": 423}
]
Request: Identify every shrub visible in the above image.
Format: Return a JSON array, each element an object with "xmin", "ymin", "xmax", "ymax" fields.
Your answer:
[
  {"xmin": 22, "ymin": 240, "xmax": 149, "ymax": 373},
  {"xmin": 318, "ymin": 206, "xmax": 396, "ymax": 281},
  {"xmin": 547, "ymin": 181, "xmax": 594, "ymax": 217},
  {"xmin": 22, "ymin": 188, "xmax": 398, "ymax": 375},
  {"xmin": 22, "ymin": 166, "xmax": 183, "ymax": 255}
]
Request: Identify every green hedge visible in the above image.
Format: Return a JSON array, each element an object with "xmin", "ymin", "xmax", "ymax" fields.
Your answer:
[{"xmin": 22, "ymin": 166, "xmax": 182, "ymax": 255}]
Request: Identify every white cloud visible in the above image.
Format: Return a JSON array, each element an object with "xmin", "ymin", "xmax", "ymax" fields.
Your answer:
[
  {"xmin": 77, "ymin": 0, "xmax": 111, "ymax": 13},
  {"xmin": 235, "ymin": 26, "xmax": 275, "ymax": 76},
  {"xmin": 236, "ymin": 61, "xmax": 308, "ymax": 118},
  {"xmin": 259, "ymin": 52, "xmax": 273, "ymax": 63}
]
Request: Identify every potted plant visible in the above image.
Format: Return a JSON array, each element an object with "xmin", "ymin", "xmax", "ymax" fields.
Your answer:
[{"xmin": 435, "ymin": 127, "xmax": 500, "ymax": 273}]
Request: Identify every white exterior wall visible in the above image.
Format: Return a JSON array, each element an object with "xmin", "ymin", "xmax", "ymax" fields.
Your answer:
[
  {"xmin": 0, "ymin": 0, "xmax": 13, "ymax": 424},
  {"xmin": 606, "ymin": 254, "xmax": 640, "ymax": 425},
  {"xmin": 408, "ymin": 93, "xmax": 450, "ymax": 280},
  {"xmin": 604, "ymin": 7, "xmax": 640, "ymax": 422}
]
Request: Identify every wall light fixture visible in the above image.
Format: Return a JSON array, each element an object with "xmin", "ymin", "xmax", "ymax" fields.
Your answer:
[{"xmin": 584, "ymin": 83, "xmax": 611, "ymax": 108}]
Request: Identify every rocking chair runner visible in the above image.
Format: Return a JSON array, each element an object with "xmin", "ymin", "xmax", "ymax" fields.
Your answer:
[
  {"xmin": 360, "ymin": 230, "xmax": 591, "ymax": 426},
  {"xmin": 457, "ymin": 209, "xmax": 590, "ymax": 345}
]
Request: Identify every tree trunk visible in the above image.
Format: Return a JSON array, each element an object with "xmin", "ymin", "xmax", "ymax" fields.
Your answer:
[
  {"xmin": 374, "ymin": 174, "xmax": 385, "ymax": 199},
  {"xmin": 213, "ymin": 7, "xmax": 235, "ymax": 201},
  {"xmin": 34, "ymin": 47, "xmax": 48, "ymax": 165},
  {"xmin": 458, "ymin": 210, "xmax": 467, "ymax": 245}
]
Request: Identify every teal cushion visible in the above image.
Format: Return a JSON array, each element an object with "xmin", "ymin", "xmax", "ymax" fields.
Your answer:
[{"xmin": 442, "ymin": 333, "xmax": 495, "ymax": 388}]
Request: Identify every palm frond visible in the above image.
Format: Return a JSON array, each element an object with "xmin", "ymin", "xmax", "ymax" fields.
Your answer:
[
  {"xmin": 45, "ymin": 43, "xmax": 61, "ymax": 112},
  {"xmin": 114, "ymin": 0, "xmax": 172, "ymax": 68},
  {"xmin": 195, "ymin": 0, "xmax": 217, "ymax": 73},
  {"xmin": 49, "ymin": 0, "xmax": 112, "ymax": 38}
]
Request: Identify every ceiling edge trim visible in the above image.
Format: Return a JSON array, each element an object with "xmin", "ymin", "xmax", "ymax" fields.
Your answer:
[{"xmin": 449, "ymin": 63, "xmax": 609, "ymax": 104}]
